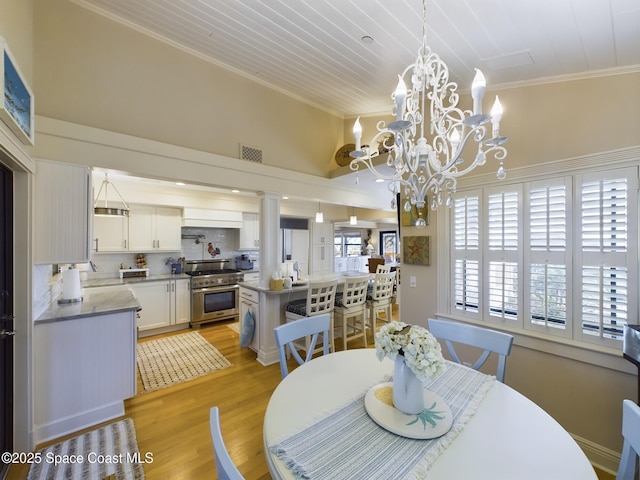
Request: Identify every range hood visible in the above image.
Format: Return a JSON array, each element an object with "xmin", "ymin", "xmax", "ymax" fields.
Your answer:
[{"xmin": 182, "ymin": 208, "xmax": 243, "ymax": 228}]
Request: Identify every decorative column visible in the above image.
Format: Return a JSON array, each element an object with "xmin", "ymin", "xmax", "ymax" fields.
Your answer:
[{"xmin": 258, "ymin": 192, "xmax": 281, "ymax": 289}]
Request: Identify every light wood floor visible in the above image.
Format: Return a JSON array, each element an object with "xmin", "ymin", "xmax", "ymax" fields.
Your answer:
[{"xmin": 8, "ymin": 308, "xmax": 616, "ymax": 479}]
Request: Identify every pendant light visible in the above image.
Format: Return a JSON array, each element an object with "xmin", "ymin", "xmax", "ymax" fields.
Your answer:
[
  {"xmin": 350, "ymin": 206, "xmax": 357, "ymax": 225},
  {"xmin": 315, "ymin": 202, "xmax": 324, "ymax": 223},
  {"xmin": 94, "ymin": 173, "xmax": 130, "ymax": 216}
]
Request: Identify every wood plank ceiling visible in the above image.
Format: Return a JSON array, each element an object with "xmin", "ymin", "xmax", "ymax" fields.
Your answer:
[{"xmin": 71, "ymin": 0, "xmax": 640, "ymax": 117}]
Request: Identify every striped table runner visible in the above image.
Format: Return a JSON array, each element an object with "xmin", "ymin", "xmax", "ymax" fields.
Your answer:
[{"xmin": 269, "ymin": 362, "xmax": 495, "ymax": 480}]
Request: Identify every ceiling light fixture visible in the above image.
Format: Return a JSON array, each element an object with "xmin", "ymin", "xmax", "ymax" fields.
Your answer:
[
  {"xmin": 94, "ymin": 173, "xmax": 129, "ymax": 216},
  {"xmin": 315, "ymin": 202, "xmax": 324, "ymax": 223},
  {"xmin": 350, "ymin": 206, "xmax": 357, "ymax": 226},
  {"xmin": 349, "ymin": 0, "xmax": 508, "ymax": 228}
]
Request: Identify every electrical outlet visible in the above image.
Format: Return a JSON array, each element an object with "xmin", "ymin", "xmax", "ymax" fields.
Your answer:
[{"xmin": 410, "ymin": 276, "xmax": 417, "ymax": 288}]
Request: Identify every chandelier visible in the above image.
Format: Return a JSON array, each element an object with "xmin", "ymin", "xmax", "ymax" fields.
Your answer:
[{"xmin": 349, "ymin": 0, "xmax": 508, "ymax": 228}]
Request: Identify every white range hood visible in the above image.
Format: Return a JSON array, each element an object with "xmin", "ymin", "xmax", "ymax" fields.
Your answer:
[{"xmin": 182, "ymin": 208, "xmax": 243, "ymax": 229}]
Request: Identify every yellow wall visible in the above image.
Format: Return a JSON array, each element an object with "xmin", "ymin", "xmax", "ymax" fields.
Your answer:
[
  {"xmin": 0, "ymin": 0, "xmax": 33, "ymax": 80},
  {"xmin": 34, "ymin": 0, "xmax": 343, "ymax": 177}
]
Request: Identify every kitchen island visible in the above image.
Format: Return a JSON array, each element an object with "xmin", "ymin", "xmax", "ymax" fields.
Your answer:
[
  {"xmin": 239, "ymin": 281, "xmax": 310, "ymax": 366},
  {"xmin": 239, "ymin": 275, "xmax": 366, "ymax": 366},
  {"xmin": 33, "ymin": 286, "xmax": 141, "ymax": 444}
]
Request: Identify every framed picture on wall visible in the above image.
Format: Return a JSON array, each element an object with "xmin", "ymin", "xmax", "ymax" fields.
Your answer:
[
  {"xmin": 401, "ymin": 197, "xmax": 429, "ymax": 227},
  {"xmin": 402, "ymin": 236, "xmax": 430, "ymax": 266},
  {"xmin": 0, "ymin": 37, "xmax": 34, "ymax": 145}
]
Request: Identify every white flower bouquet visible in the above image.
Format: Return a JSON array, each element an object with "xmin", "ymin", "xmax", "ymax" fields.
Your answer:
[{"xmin": 375, "ymin": 321, "xmax": 447, "ymax": 382}]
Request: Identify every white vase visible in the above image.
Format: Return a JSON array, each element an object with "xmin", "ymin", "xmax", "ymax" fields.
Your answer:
[{"xmin": 392, "ymin": 355, "xmax": 425, "ymax": 414}]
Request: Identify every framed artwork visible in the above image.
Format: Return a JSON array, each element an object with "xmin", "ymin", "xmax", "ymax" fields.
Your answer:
[
  {"xmin": 0, "ymin": 37, "xmax": 34, "ymax": 145},
  {"xmin": 401, "ymin": 198, "xmax": 429, "ymax": 227},
  {"xmin": 402, "ymin": 236, "xmax": 430, "ymax": 266}
]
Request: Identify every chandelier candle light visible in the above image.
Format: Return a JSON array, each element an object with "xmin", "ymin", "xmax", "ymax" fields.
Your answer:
[{"xmin": 350, "ymin": 0, "xmax": 508, "ymax": 228}]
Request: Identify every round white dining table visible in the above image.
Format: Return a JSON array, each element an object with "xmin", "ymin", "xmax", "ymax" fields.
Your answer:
[{"xmin": 263, "ymin": 349, "xmax": 597, "ymax": 480}]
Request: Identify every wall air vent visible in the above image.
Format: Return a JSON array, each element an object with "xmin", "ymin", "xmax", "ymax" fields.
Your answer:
[{"xmin": 240, "ymin": 144, "xmax": 263, "ymax": 163}]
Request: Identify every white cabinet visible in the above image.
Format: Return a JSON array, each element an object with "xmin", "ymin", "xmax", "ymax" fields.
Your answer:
[
  {"xmin": 311, "ymin": 221, "xmax": 334, "ymax": 275},
  {"xmin": 128, "ymin": 205, "xmax": 182, "ymax": 252},
  {"xmin": 93, "ymin": 214, "xmax": 129, "ymax": 252},
  {"xmin": 129, "ymin": 278, "xmax": 190, "ymax": 334},
  {"xmin": 129, "ymin": 281, "xmax": 170, "ymax": 331},
  {"xmin": 239, "ymin": 212, "xmax": 260, "ymax": 249},
  {"xmin": 34, "ymin": 160, "xmax": 91, "ymax": 264},
  {"xmin": 312, "ymin": 221, "xmax": 334, "ymax": 245},
  {"xmin": 243, "ymin": 271, "xmax": 260, "ymax": 282},
  {"xmin": 33, "ymin": 309, "xmax": 137, "ymax": 443},
  {"xmin": 239, "ymin": 287, "xmax": 260, "ymax": 352},
  {"xmin": 173, "ymin": 278, "xmax": 191, "ymax": 325}
]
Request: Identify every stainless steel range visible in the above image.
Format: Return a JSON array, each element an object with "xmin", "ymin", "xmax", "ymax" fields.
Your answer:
[{"xmin": 184, "ymin": 259, "xmax": 244, "ymax": 327}]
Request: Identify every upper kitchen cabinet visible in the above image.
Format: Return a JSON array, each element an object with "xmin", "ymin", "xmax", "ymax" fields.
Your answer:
[
  {"xmin": 34, "ymin": 160, "xmax": 91, "ymax": 264},
  {"xmin": 312, "ymin": 221, "xmax": 334, "ymax": 245},
  {"xmin": 128, "ymin": 205, "xmax": 182, "ymax": 252},
  {"xmin": 93, "ymin": 214, "xmax": 128, "ymax": 252},
  {"xmin": 239, "ymin": 212, "xmax": 260, "ymax": 249},
  {"xmin": 310, "ymin": 221, "xmax": 334, "ymax": 275}
]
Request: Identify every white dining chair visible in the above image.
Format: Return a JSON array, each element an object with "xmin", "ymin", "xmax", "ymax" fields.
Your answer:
[
  {"xmin": 427, "ymin": 318, "xmax": 514, "ymax": 382},
  {"xmin": 209, "ymin": 407, "xmax": 244, "ymax": 480},
  {"xmin": 274, "ymin": 313, "xmax": 331, "ymax": 378},
  {"xmin": 617, "ymin": 399, "xmax": 640, "ymax": 480}
]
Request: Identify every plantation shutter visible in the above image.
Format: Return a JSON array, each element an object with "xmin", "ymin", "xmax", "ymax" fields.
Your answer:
[
  {"xmin": 451, "ymin": 192, "xmax": 481, "ymax": 317},
  {"xmin": 524, "ymin": 178, "xmax": 571, "ymax": 337},
  {"xmin": 485, "ymin": 187, "xmax": 521, "ymax": 324},
  {"xmin": 576, "ymin": 168, "xmax": 638, "ymax": 346}
]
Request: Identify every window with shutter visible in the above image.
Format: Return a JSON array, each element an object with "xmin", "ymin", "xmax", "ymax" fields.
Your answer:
[{"xmin": 447, "ymin": 166, "xmax": 638, "ymax": 350}]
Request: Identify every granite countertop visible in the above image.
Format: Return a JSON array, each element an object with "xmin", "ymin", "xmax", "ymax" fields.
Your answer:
[
  {"xmin": 238, "ymin": 280, "xmax": 310, "ymax": 295},
  {"xmin": 36, "ymin": 285, "xmax": 141, "ymax": 324},
  {"xmin": 82, "ymin": 272, "xmax": 191, "ymax": 288}
]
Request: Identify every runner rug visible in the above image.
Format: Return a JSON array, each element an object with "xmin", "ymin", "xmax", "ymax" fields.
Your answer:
[
  {"xmin": 137, "ymin": 331, "xmax": 231, "ymax": 392},
  {"xmin": 27, "ymin": 418, "xmax": 145, "ymax": 480}
]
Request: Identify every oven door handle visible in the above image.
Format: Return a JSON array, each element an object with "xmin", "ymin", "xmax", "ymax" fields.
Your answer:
[{"xmin": 192, "ymin": 285, "xmax": 239, "ymax": 294}]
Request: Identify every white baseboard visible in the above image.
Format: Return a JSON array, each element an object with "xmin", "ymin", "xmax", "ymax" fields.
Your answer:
[
  {"xmin": 257, "ymin": 348, "xmax": 279, "ymax": 366},
  {"xmin": 572, "ymin": 433, "xmax": 619, "ymax": 476},
  {"xmin": 33, "ymin": 401, "xmax": 125, "ymax": 446}
]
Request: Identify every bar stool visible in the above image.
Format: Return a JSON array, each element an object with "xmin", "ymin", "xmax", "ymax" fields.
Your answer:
[
  {"xmin": 284, "ymin": 278, "xmax": 338, "ymax": 354},
  {"xmin": 333, "ymin": 274, "xmax": 369, "ymax": 350},
  {"xmin": 367, "ymin": 271, "xmax": 396, "ymax": 340}
]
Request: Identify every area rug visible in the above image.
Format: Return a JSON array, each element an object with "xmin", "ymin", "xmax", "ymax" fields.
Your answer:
[
  {"xmin": 27, "ymin": 418, "xmax": 145, "ymax": 480},
  {"xmin": 137, "ymin": 331, "xmax": 231, "ymax": 392}
]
